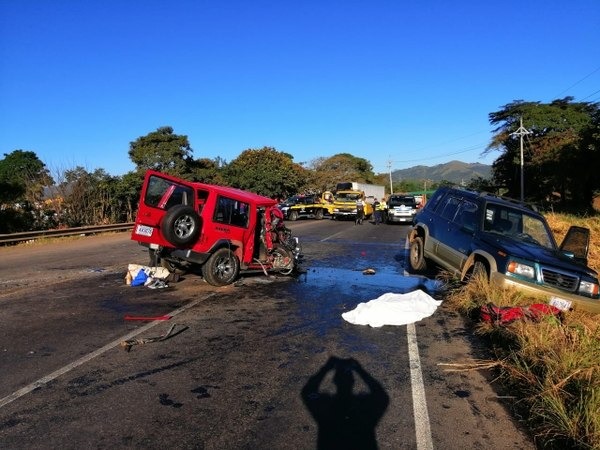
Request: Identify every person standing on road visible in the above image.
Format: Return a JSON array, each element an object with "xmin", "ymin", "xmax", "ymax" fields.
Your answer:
[
  {"xmin": 355, "ymin": 198, "xmax": 365, "ymax": 225},
  {"xmin": 373, "ymin": 198, "xmax": 381, "ymax": 224},
  {"xmin": 377, "ymin": 197, "xmax": 387, "ymax": 224}
]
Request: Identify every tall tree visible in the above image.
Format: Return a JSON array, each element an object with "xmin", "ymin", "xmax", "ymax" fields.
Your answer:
[
  {"xmin": 0, "ymin": 150, "xmax": 53, "ymax": 231},
  {"xmin": 307, "ymin": 153, "xmax": 376, "ymax": 192},
  {"xmin": 225, "ymin": 147, "xmax": 308, "ymax": 198},
  {"xmin": 189, "ymin": 157, "xmax": 227, "ymax": 185},
  {"xmin": 128, "ymin": 126, "xmax": 194, "ymax": 178},
  {"xmin": 0, "ymin": 150, "xmax": 53, "ymax": 204},
  {"xmin": 487, "ymin": 98, "xmax": 599, "ymax": 210}
]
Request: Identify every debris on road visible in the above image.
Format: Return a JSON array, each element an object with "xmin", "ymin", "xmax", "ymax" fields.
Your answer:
[
  {"xmin": 479, "ymin": 302, "xmax": 562, "ymax": 325},
  {"xmin": 125, "ymin": 263, "xmax": 177, "ymax": 288},
  {"xmin": 120, "ymin": 323, "xmax": 187, "ymax": 352},
  {"xmin": 124, "ymin": 314, "xmax": 172, "ymax": 321}
]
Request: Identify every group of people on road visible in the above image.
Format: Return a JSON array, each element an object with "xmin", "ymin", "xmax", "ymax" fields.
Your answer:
[{"xmin": 355, "ymin": 197, "xmax": 387, "ymax": 225}]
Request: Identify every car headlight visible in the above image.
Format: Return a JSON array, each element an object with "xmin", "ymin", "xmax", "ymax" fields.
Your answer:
[
  {"xmin": 507, "ymin": 261, "xmax": 535, "ymax": 279},
  {"xmin": 578, "ymin": 280, "xmax": 599, "ymax": 296},
  {"xmin": 333, "ymin": 208, "xmax": 339, "ymax": 213}
]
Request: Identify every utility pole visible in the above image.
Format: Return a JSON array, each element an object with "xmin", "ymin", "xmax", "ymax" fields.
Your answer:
[
  {"xmin": 510, "ymin": 117, "xmax": 531, "ymax": 202},
  {"xmin": 387, "ymin": 158, "xmax": 394, "ymax": 195}
]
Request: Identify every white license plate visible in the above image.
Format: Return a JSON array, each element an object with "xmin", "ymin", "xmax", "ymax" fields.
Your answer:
[
  {"xmin": 549, "ymin": 296, "xmax": 572, "ymax": 311},
  {"xmin": 135, "ymin": 224, "xmax": 154, "ymax": 237}
]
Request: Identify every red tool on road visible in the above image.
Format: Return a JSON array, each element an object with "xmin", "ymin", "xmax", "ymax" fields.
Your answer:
[{"xmin": 124, "ymin": 314, "xmax": 172, "ymax": 321}]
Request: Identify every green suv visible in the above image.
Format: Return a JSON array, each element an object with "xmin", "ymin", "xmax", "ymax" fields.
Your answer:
[{"xmin": 409, "ymin": 186, "xmax": 599, "ymax": 313}]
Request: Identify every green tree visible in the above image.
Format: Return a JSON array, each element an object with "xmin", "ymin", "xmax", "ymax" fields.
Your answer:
[
  {"xmin": 0, "ymin": 150, "xmax": 53, "ymax": 204},
  {"xmin": 225, "ymin": 147, "xmax": 308, "ymax": 197},
  {"xmin": 189, "ymin": 157, "xmax": 227, "ymax": 185},
  {"xmin": 113, "ymin": 171, "xmax": 145, "ymax": 222},
  {"xmin": 487, "ymin": 98, "xmax": 599, "ymax": 210},
  {"xmin": 128, "ymin": 126, "xmax": 194, "ymax": 178},
  {"xmin": 0, "ymin": 150, "xmax": 53, "ymax": 231},
  {"xmin": 307, "ymin": 153, "xmax": 376, "ymax": 192},
  {"xmin": 55, "ymin": 167, "xmax": 121, "ymax": 226}
]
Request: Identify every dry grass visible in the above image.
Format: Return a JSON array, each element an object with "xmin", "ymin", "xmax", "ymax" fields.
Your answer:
[
  {"xmin": 443, "ymin": 213, "xmax": 600, "ymax": 449},
  {"xmin": 446, "ymin": 276, "xmax": 600, "ymax": 449}
]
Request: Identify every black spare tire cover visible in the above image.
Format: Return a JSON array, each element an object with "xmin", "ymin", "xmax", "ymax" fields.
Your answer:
[{"xmin": 161, "ymin": 205, "xmax": 201, "ymax": 247}]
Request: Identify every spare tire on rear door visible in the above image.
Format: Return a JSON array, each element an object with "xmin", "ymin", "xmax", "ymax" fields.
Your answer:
[{"xmin": 161, "ymin": 205, "xmax": 201, "ymax": 247}]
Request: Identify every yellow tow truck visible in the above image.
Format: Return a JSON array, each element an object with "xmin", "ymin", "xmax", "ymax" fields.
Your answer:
[
  {"xmin": 286, "ymin": 191, "xmax": 336, "ymax": 221},
  {"xmin": 331, "ymin": 190, "xmax": 374, "ymax": 220}
]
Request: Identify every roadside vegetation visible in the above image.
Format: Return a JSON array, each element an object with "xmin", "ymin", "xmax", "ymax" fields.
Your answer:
[
  {"xmin": 1, "ymin": 97, "xmax": 600, "ymax": 233},
  {"xmin": 445, "ymin": 213, "xmax": 600, "ymax": 449}
]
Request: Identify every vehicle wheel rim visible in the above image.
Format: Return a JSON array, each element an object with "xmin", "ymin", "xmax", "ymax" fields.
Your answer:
[
  {"xmin": 215, "ymin": 255, "xmax": 234, "ymax": 279},
  {"xmin": 174, "ymin": 215, "xmax": 195, "ymax": 238}
]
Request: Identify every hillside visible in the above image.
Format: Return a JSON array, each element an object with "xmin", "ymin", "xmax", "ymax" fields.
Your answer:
[{"xmin": 392, "ymin": 160, "xmax": 492, "ymax": 184}]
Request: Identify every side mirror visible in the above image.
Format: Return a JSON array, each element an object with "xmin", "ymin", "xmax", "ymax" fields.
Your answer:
[{"xmin": 559, "ymin": 225, "xmax": 590, "ymax": 265}]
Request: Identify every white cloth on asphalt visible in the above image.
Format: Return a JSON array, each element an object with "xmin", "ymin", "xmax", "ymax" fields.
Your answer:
[{"xmin": 341, "ymin": 290, "xmax": 442, "ymax": 327}]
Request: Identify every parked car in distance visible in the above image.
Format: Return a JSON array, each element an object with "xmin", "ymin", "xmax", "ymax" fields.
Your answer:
[
  {"xmin": 386, "ymin": 194, "xmax": 418, "ymax": 224},
  {"xmin": 409, "ymin": 186, "xmax": 600, "ymax": 313},
  {"xmin": 131, "ymin": 170, "xmax": 302, "ymax": 286},
  {"xmin": 278, "ymin": 195, "xmax": 305, "ymax": 217}
]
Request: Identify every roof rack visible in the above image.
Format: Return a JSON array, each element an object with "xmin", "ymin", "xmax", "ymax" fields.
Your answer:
[{"xmin": 475, "ymin": 190, "xmax": 538, "ymax": 212}]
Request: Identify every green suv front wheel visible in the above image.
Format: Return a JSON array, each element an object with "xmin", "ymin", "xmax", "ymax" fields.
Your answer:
[{"xmin": 409, "ymin": 237, "xmax": 427, "ymax": 271}]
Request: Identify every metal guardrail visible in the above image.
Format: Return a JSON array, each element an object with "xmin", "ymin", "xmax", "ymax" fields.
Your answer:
[{"xmin": 0, "ymin": 223, "xmax": 135, "ymax": 245}]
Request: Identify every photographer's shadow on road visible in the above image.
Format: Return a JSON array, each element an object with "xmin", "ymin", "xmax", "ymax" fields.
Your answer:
[{"xmin": 301, "ymin": 356, "xmax": 389, "ymax": 450}]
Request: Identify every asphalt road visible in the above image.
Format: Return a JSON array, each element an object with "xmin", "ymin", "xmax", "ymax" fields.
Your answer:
[{"xmin": 0, "ymin": 220, "xmax": 535, "ymax": 449}]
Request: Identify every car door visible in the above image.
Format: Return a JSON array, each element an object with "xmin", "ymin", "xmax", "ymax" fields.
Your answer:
[
  {"xmin": 432, "ymin": 196, "xmax": 479, "ymax": 271},
  {"xmin": 449, "ymin": 199, "xmax": 480, "ymax": 270},
  {"xmin": 431, "ymin": 194, "xmax": 461, "ymax": 268}
]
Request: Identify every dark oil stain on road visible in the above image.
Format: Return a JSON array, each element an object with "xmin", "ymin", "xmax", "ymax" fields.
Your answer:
[{"xmin": 261, "ymin": 264, "xmax": 444, "ymax": 353}]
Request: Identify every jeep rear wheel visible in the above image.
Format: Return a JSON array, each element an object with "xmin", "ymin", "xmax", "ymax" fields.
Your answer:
[
  {"xmin": 288, "ymin": 210, "xmax": 299, "ymax": 221},
  {"xmin": 202, "ymin": 248, "xmax": 240, "ymax": 286},
  {"xmin": 161, "ymin": 205, "xmax": 201, "ymax": 247},
  {"xmin": 409, "ymin": 237, "xmax": 427, "ymax": 272},
  {"xmin": 314, "ymin": 209, "xmax": 324, "ymax": 220}
]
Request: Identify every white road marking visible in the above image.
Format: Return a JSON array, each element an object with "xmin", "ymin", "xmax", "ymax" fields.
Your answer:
[
  {"xmin": 0, "ymin": 294, "xmax": 215, "ymax": 409},
  {"xmin": 408, "ymin": 322, "xmax": 434, "ymax": 450},
  {"xmin": 320, "ymin": 229, "xmax": 349, "ymax": 242},
  {"xmin": 403, "ymin": 234, "xmax": 434, "ymax": 448}
]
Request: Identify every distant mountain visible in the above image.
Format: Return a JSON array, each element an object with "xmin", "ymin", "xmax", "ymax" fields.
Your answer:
[{"xmin": 392, "ymin": 160, "xmax": 492, "ymax": 184}]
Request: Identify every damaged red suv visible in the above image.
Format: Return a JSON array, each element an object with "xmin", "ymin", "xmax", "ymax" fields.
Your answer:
[{"xmin": 131, "ymin": 170, "xmax": 302, "ymax": 286}]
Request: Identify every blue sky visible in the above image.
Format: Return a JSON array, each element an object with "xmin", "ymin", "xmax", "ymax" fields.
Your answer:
[{"xmin": 1, "ymin": 1, "xmax": 599, "ymax": 177}]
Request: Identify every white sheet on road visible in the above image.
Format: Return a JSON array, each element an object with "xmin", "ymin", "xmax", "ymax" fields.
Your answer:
[{"xmin": 342, "ymin": 290, "xmax": 442, "ymax": 327}]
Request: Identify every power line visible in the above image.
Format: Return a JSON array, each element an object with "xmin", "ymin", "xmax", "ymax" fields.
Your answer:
[
  {"xmin": 579, "ymin": 88, "xmax": 600, "ymax": 102},
  {"xmin": 555, "ymin": 65, "xmax": 600, "ymax": 98},
  {"xmin": 388, "ymin": 142, "xmax": 489, "ymax": 165}
]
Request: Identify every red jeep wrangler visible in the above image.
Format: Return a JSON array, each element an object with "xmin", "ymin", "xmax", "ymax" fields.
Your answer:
[{"xmin": 131, "ymin": 170, "xmax": 302, "ymax": 286}]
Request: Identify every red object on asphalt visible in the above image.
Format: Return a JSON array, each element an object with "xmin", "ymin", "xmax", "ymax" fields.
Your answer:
[{"xmin": 124, "ymin": 314, "xmax": 172, "ymax": 321}]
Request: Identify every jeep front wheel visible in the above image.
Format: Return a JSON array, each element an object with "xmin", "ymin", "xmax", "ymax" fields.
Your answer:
[
  {"xmin": 161, "ymin": 205, "xmax": 201, "ymax": 247},
  {"xmin": 314, "ymin": 209, "xmax": 324, "ymax": 220},
  {"xmin": 202, "ymin": 248, "xmax": 240, "ymax": 286},
  {"xmin": 288, "ymin": 210, "xmax": 299, "ymax": 221},
  {"xmin": 409, "ymin": 237, "xmax": 427, "ymax": 271}
]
